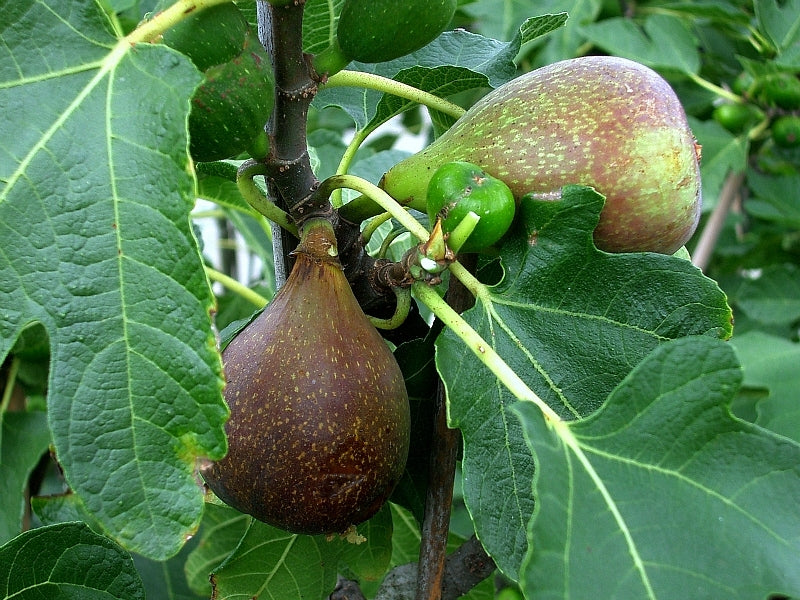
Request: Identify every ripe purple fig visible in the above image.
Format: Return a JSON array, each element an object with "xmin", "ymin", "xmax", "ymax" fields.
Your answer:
[
  {"xmin": 203, "ymin": 219, "xmax": 410, "ymax": 535},
  {"xmin": 382, "ymin": 56, "xmax": 702, "ymax": 254}
]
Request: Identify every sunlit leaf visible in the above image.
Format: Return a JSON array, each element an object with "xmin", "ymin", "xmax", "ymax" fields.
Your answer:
[
  {"xmin": 0, "ymin": 0, "xmax": 227, "ymax": 559},
  {"xmin": 516, "ymin": 336, "xmax": 800, "ymax": 599},
  {"xmin": 436, "ymin": 187, "xmax": 733, "ymax": 578}
]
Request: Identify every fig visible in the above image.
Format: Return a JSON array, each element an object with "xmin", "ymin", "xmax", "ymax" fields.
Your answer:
[
  {"xmin": 381, "ymin": 56, "xmax": 702, "ymax": 254},
  {"xmin": 772, "ymin": 115, "xmax": 800, "ymax": 148},
  {"xmin": 426, "ymin": 161, "xmax": 516, "ymax": 253},
  {"xmin": 160, "ymin": 2, "xmax": 250, "ymax": 72},
  {"xmin": 336, "ymin": 0, "xmax": 456, "ymax": 63},
  {"xmin": 756, "ymin": 72, "xmax": 800, "ymax": 110},
  {"xmin": 712, "ymin": 103, "xmax": 763, "ymax": 133},
  {"xmin": 203, "ymin": 219, "xmax": 410, "ymax": 535},
  {"xmin": 187, "ymin": 33, "xmax": 274, "ymax": 162}
]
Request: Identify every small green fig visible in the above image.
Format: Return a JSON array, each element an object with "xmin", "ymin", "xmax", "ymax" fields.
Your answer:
[
  {"xmin": 203, "ymin": 219, "xmax": 410, "ymax": 535},
  {"xmin": 381, "ymin": 56, "xmax": 702, "ymax": 254},
  {"xmin": 336, "ymin": 0, "xmax": 456, "ymax": 63},
  {"xmin": 756, "ymin": 72, "xmax": 800, "ymax": 110},
  {"xmin": 713, "ymin": 103, "xmax": 763, "ymax": 133},
  {"xmin": 187, "ymin": 33, "xmax": 274, "ymax": 162},
  {"xmin": 426, "ymin": 161, "xmax": 516, "ymax": 253},
  {"xmin": 160, "ymin": 2, "xmax": 250, "ymax": 72},
  {"xmin": 772, "ymin": 115, "xmax": 800, "ymax": 148}
]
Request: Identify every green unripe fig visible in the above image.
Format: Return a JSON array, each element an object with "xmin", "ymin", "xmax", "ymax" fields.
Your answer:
[
  {"xmin": 756, "ymin": 73, "xmax": 800, "ymax": 109},
  {"xmin": 337, "ymin": 0, "xmax": 456, "ymax": 63},
  {"xmin": 426, "ymin": 161, "xmax": 516, "ymax": 253},
  {"xmin": 772, "ymin": 115, "xmax": 800, "ymax": 148},
  {"xmin": 188, "ymin": 33, "xmax": 274, "ymax": 162},
  {"xmin": 712, "ymin": 103, "xmax": 762, "ymax": 133},
  {"xmin": 203, "ymin": 219, "xmax": 410, "ymax": 535},
  {"xmin": 381, "ymin": 56, "xmax": 702, "ymax": 254},
  {"xmin": 732, "ymin": 71, "xmax": 756, "ymax": 97},
  {"xmin": 161, "ymin": 2, "xmax": 250, "ymax": 72}
]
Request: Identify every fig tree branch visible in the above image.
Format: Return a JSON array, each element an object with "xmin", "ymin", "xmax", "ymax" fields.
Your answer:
[
  {"xmin": 330, "ymin": 535, "xmax": 496, "ymax": 600},
  {"xmin": 415, "ymin": 255, "xmax": 476, "ymax": 600},
  {"xmin": 691, "ymin": 171, "xmax": 745, "ymax": 272}
]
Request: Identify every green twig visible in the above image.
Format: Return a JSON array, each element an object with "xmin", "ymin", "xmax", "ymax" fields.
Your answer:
[
  {"xmin": 331, "ymin": 127, "xmax": 372, "ymax": 208},
  {"xmin": 317, "ymin": 174, "xmax": 430, "ymax": 241},
  {"xmin": 237, "ymin": 160, "xmax": 299, "ymax": 237},
  {"xmin": 686, "ymin": 72, "xmax": 742, "ymax": 104},
  {"xmin": 129, "ymin": 0, "xmax": 233, "ymax": 43},
  {"xmin": 1, "ymin": 356, "xmax": 20, "ymax": 414},
  {"xmin": 205, "ymin": 266, "xmax": 269, "ymax": 307},
  {"xmin": 323, "ymin": 70, "xmax": 466, "ymax": 120},
  {"xmin": 360, "ymin": 211, "xmax": 394, "ymax": 246},
  {"xmin": 411, "ymin": 281, "xmax": 560, "ymax": 422},
  {"xmin": 368, "ymin": 286, "xmax": 412, "ymax": 330}
]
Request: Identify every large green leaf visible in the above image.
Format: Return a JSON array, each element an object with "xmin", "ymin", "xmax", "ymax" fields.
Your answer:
[
  {"xmin": 435, "ymin": 187, "xmax": 733, "ymax": 579},
  {"xmin": 0, "ymin": 0, "xmax": 227, "ymax": 558},
  {"xmin": 0, "ymin": 522, "xmax": 144, "ymax": 599},
  {"xmin": 516, "ymin": 336, "xmax": 800, "ymax": 599}
]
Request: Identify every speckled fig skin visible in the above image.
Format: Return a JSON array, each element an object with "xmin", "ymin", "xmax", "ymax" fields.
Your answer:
[
  {"xmin": 381, "ymin": 56, "xmax": 702, "ymax": 254},
  {"xmin": 203, "ymin": 219, "xmax": 410, "ymax": 535}
]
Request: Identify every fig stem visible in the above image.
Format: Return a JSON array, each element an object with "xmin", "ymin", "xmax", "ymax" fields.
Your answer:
[
  {"xmin": 411, "ymin": 281, "xmax": 561, "ymax": 423},
  {"xmin": 686, "ymin": 72, "xmax": 742, "ymax": 104},
  {"xmin": 368, "ymin": 286, "xmax": 411, "ymax": 330},
  {"xmin": 128, "ymin": 0, "xmax": 233, "ymax": 44},
  {"xmin": 317, "ymin": 174, "xmax": 430, "ymax": 241},
  {"xmin": 204, "ymin": 266, "xmax": 268, "ymax": 307},
  {"xmin": 323, "ymin": 71, "xmax": 466, "ymax": 120},
  {"xmin": 360, "ymin": 211, "xmax": 394, "ymax": 246},
  {"xmin": 237, "ymin": 160, "xmax": 299, "ymax": 236},
  {"xmin": 444, "ymin": 212, "xmax": 481, "ymax": 254},
  {"xmin": 331, "ymin": 127, "xmax": 371, "ymax": 208}
]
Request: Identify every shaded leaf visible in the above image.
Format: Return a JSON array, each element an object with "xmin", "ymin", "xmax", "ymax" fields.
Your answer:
[
  {"xmin": 209, "ymin": 519, "xmax": 342, "ymax": 600},
  {"xmin": 755, "ymin": 0, "xmax": 800, "ymax": 54},
  {"xmin": 690, "ymin": 117, "xmax": 749, "ymax": 208},
  {"xmin": 132, "ymin": 539, "xmax": 207, "ymax": 600},
  {"xmin": 0, "ymin": 411, "xmax": 50, "ymax": 544},
  {"xmin": 746, "ymin": 170, "xmax": 800, "ymax": 228},
  {"xmin": 436, "ymin": 187, "xmax": 733, "ymax": 578},
  {"xmin": 733, "ymin": 263, "xmax": 800, "ymax": 326},
  {"xmin": 581, "ymin": 14, "xmax": 701, "ymax": 73},
  {"xmin": 530, "ymin": 0, "xmax": 603, "ymax": 67},
  {"xmin": 184, "ymin": 502, "xmax": 251, "ymax": 596},
  {"xmin": 0, "ymin": 522, "xmax": 144, "ymax": 599},
  {"xmin": 0, "ymin": 0, "xmax": 227, "ymax": 559},
  {"xmin": 732, "ymin": 330, "xmax": 800, "ymax": 443},
  {"xmin": 516, "ymin": 336, "xmax": 800, "ymax": 599},
  {"xmin": 303, "ymin": 0, "xmax": 345, "ymax": 55},
  {"xmin": 338, "ymin": 504, "xmax": 394, "ymax": 582}
]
